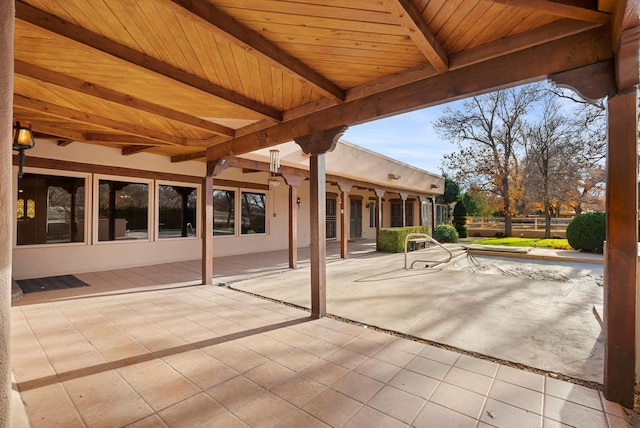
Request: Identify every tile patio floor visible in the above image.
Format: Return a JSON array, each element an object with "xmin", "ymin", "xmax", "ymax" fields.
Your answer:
[{"xmin": 11, "ymin": 242, "xmax": 632, "ymax": 427}]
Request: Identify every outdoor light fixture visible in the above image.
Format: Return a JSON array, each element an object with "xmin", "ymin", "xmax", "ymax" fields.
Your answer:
[
  {"xmin": 388, "ymin": 173, "xmax": 401, "ymax": 180},
  {"xmin": 12, "ymin": 121, "xmax": 35, "ymax": 179},
  {"xmin": 296, "ymin": 197, "xmax": 301, "ymax": 207},
  {"xmin": 268, "ymin": 149, "xmax": 281, "ymax": 188},
  {"xmin": 430, "ymin": 184, "xmax": 439, "ymax": 189}
]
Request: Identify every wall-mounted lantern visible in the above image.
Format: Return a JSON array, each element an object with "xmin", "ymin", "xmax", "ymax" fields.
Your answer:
[{"xmin": 13, "ymin": 121, "xmax": 35, "ymax": 178}]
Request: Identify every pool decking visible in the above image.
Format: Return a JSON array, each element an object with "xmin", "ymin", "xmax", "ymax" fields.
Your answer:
[{"xmin": 11, "ymin": 241, "xmax": 630, "ymax": 427}]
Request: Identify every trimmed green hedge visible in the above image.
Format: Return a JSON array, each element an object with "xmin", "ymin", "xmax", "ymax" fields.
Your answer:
[
  {"xmin": 378, "ymin": 226, "xmax": 430, "ymax": 253},
  {"xmin": 434, "ymin": 224, "xmax": 459, "ymax": 243},
  {"xmin": 566, "ymin": 212, "xmax": 605, "ymax": 253}
]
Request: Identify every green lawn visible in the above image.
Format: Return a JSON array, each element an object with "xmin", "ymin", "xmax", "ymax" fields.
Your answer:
[{"xmin": 471, "ymin": 237, "xmax": 572, "ymax": 250}]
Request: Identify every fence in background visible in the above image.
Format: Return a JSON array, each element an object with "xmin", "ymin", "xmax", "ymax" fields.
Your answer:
[{"xmin": 466, "ymin": 216, "xmax": 572, "ymax": 238}]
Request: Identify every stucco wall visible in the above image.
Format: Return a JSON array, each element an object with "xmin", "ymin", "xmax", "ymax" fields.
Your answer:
[{"xmin": 12, "ymin": 139, "xmax": 433, "ymax": 279}]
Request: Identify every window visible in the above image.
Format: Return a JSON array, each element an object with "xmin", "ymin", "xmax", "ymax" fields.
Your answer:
[
  {"xmin": 241, "ymin": 191, "xmax": 266, "ymax": 234},
  {"xmin": 368, "ymin": 202, "xmax": 376, "ymax": 228},
  {"xmin": 421, "ymin": 201, "xmax": 432, "ymax": 228},
  {"xmin": 405, "ymin": 201, "xmax": 414, "ymax": 226},
  {"xmin": 390, "ymin": 201, "xmax": 402, "ymax": 227},
  {"xmin": 213, "ymin": 189, "xmax": 235, "ymax": 235},
  {"xmin": 98, "ymin": 179, "xmax": 149, "ymax": 241},
  {"xmin": 436, "ymin": 204, "xmax": 448, "ymax": 225},
  {"xmin": 158, "ymin": 185, "xmax": 197, "ymax": 238},
  {"xmin": 390, "ymin": 200, "xmax": 414, "ymax": 227},
  {"xmin": 326, "ymin": 197, "xmax": 337, "ymax": 239},
  {"xmin": 17, "ymin": 173, "xmax": 85, "ymax": 245}
]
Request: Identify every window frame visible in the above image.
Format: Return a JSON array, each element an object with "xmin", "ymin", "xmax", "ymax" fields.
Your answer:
[
  {"xmin": 93, "ymin": 174, "xmax": 154, "ymax": 244},
  {"xmin": 155, "ymin": 181, "xmax": 200, "ymax": 241},
  {"xmin": 212, "ymin": 186, "xmax": 237, "ymax": 238},
  {"xmin": 239, "ymin": 188, "xmax": 267, "ymax": 236},
  {"xmin": 13, "ymin": 167, "xmax": 91, "ymax": 248}
]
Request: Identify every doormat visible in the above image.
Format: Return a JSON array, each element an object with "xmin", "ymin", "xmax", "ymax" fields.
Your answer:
[{"xmin": 17, "ymin": 275, "xmax": 89, "ymax": 294}]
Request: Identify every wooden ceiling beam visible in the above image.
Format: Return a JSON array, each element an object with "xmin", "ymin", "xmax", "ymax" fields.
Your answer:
[
  {"xmin": 171, "ymin": 152, "xmax": 206, "ymax": 163},
  {"xmin": 122, "ymin": 146, "xmax": 155, "ymax": 156},
  {"xmin": 85, "ymin": 133, "xmax": 168, "ymax": 146},
  {"xmin": 482, "ymin": 0, "xmax": 611, "ymax": 24},
  {"xmin": 333, "ymin": 20, "xmax": 597, "ymax": 105},
  {"xmin": 14, "ymin": 60, "xmax": 235, "ymax": 138},
  {"xmin": 15, "ymin": 94, "xmax": 186, "ymax": 146},
  {"xmin": 207, "ymin": 27, "xmax": 611, "ymax": 159},
  {"xmin": 29, "ymin": 124, "xmax": 86, "ymax": 142},
  {"xmin": 611, "ymin": 0, "xmax": 640, "ymax": 90},
  {"xmin": 449, "ymin": 19, "xmax": 601, "ymax": 70},
  {"xmin": 15, "ymin": 1, "xmax": 282, "ymax": 122},
  {"xmin": 167, "ymin": 0, "xmax": 346, "ymax": 102},
  {"xmin": 383, "ymin": 0, "xmax": 448, "ymax": 72}
]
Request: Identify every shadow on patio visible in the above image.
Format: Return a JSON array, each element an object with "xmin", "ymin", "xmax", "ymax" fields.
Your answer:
[{"xmin": 10, "ymin": 241, "xmax": 630, "ymax": 427}]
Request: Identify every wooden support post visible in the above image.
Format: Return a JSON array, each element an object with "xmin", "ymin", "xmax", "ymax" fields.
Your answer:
[
  {"xmin": 201, "ymin": 158, "xmax": 215, "ymax": 285},
  {"xmin": 338, "ymin": 182, "xmax": 353, "ymax": 259},
  {"xmin": 375, "ymin": 189, "xmax": 385, "ymax": 251},
  {"xmin": 296, "ymin": 126, "xmax": 347, "ymax": 319},
  {"xmin": 604, "ymin": 89, "xmax": 638, "ymax": 408},
  {"xmin": 283, "ymin": 174, "xmax": 305, "ymax": 269}
]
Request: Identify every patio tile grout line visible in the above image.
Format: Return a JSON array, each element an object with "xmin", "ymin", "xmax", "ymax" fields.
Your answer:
[{"xmin": 223, "ymin": 282, "xmax": 605, "ymax": 393}]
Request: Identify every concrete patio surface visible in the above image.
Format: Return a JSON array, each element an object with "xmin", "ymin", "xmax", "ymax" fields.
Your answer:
[
  {"xmin": 230, "ymin": 242, "xmax": 605, "ymax": 384},
  {"xmin": 10, "ymin": 241, "xmax": 631, "ymax": 427}
]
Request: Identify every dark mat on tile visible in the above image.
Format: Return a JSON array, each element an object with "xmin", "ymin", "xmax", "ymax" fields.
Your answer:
[{"xmin": 17, "ymin": 275, "xmax": 89, "ymax": 293}]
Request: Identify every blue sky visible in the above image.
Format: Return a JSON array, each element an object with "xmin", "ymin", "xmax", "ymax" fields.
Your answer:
[{"xmin": 342, "ymin": 102, "xmax": 463, "ymax": 176}]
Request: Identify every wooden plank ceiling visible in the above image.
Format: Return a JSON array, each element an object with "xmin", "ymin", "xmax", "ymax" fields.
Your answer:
[{"xmin": 12, "ymin": 0, "xmax": 633, "ymax": 163}]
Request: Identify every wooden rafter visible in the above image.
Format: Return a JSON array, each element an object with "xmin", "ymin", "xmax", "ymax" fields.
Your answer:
[
  {"xmin": 383, "ymin": 0, "xmax": 448, "ymax": 72},
  {"xmin": 121, "ymin": 146, "xmax": 155, "ymax": 156},
  {"xmin": 15, "ymin": 1, "xmax": 282, "ymax": 122},
  {"xmin": 85, "ymin": 133, "xmax": 168, "ymax": 146},
  {"xmin": 166, "ymin": 0, "xmax": 346, "ymax": 102},
  {"xmin": 207, "ymin": 27, "xmax": 611, "ymax": 159},
  {"xmin": 449, "ymin": 19, "xmax": 602, "ymax": 70},
  {"xmin": 15, "ymin": 95, "xmax": 185, "ymax": 146},
  {"xmin": 27, "ymin": 123, "xmax": 86, "ymax": 142},
  {"xmin": 483, "ymin": 0, "xmax": 611, "ymax": 24},
  {"xmin": 171, "ymin": 152, "xmax": 207, "ymax": 163},
  {"xmin": 611, "ymin": 0, "xmax": 640, "ymax": 89},
  {"xmin": 15, "ymin": 61, "xmax": 235, "ymax": 138}
]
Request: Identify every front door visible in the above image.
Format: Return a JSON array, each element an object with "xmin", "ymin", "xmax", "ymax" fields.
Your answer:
[{"xmin": 350, "ymin": 199, "xmax": 362, "ymax": 238}]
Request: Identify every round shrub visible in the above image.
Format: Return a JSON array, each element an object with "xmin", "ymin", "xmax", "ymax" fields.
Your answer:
[
  {"xmin": 434, "ymin": 224, "xmax": 459, "ymax": 243},
  {"xmin": 566, "ymin": 212, "xmax": 605, "ymax": 253}
]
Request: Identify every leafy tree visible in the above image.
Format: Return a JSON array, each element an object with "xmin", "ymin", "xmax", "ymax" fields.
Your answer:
[
  {"xmin": 565, "ymin": 167, "xmax": 605, "ymax": 214},
  {"xmin": 436, "ymin": 175, "xmax": 461, "ymax": 220},
  {"xmin": 435, "ymin": 84, "xmax": 542, "ymax": 236},
  {"xmin": 462, "ymin": 186, "xmax": 494, "ymax": 217}
]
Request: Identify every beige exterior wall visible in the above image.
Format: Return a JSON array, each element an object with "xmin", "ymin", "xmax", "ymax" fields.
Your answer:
[{"xmin": 12, "ymin": 138, "xmax": 442, "ymax": 279}]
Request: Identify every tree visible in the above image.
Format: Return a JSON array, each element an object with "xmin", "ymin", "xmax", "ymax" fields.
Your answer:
[
  {"xmin": 462, "ymin": 185, "xmax": 494, "ymax": 217},
  {"xmin": 436, "ymin": 175, "xmax": 461, "ymax": 220},
  {"xmin": 435, "ymin": 84, "xmax": 542, "ymax": 237},
  {"xmin": 452, "ymin": 199, "xmax": 468, "ymax": 238},
  {"xmin": 523, "ymin": 93, "xmax": 578, "ymax": 238},
  {"xmin": 565, "ymin": 167, "xmax": 605, "ymax": 214}
]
